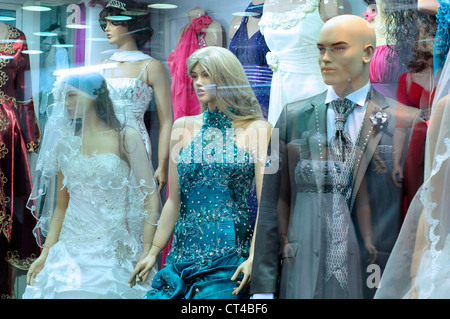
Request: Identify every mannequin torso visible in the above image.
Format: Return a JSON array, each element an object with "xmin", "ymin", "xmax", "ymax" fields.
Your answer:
[
  {"xmin": 262, "ymin": 0, "xmax": 343, "ymax": 21},
  {"xmin": 178, "ymin": 7, "xmax": 223, "ymax": 47},
  {"xmin": 0, "ymin": 22, "xmax": 8, "ymax": 42},
  {"xmin": 229, "ymin": 0, "xmax": 264, "ymax": 40}
]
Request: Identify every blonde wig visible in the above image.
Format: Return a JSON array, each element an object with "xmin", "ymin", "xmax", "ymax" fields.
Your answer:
[{"xmin": 187, "ymin": 46, "xmax": 264, "ymax": 122}]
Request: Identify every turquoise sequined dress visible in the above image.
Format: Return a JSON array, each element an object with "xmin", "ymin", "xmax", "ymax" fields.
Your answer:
[{"xmin": 147, "ymin": 109, "xmax": 254, "ymax": 299}]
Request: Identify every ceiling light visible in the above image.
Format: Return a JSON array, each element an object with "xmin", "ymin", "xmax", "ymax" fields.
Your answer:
[
  {"xmin": 22, "ymin": 50, "xmax": 43, "ymax": 55},
  {"xmin": 147, "ymin": 4, "xmax": 178, "ymax": 9},
  {"xmin": 232, "ymin": 11, "xmax": 261, "ymax": 17},
  {"xmin": 105, "ymin": 15, "xmax": 132, "ymax": 21},
  {"xmin": 22, "ymin": 6, "xmax": 51, "ymax": 12},
  {"xmin": 66, "ymin": 24, "xmax": 91, "ymax": 29},
  {"xmin": 52, "ymin": 44, "xmax": 74, "ymax": 48},
  {"xmin": 0, "ymin": 16, "xmax": 16, "ymax": 22},
  {"xmin": 87, "ymin": 37, "xmax": 108, "ymax": 42},
  {"xmin": 33, "ymin": 32, "xmax": 58, "ymax": 37}
]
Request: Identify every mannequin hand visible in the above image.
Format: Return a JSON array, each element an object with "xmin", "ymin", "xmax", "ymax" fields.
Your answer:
[
  {"xmin": 129, "ymin": 254, "xmax": 156, "ymax": 287},
  {"xmin": 365, "ymin": 241, "xmax": 378, "ymax": 264},
  {"xmin": 231, "ymin": 258, "xmax": 252, "ymax": 295},
  {"xmin": 373, "ymin": 157, "xmax": 388, "ymax": 175},
  {"xmin": 391, "ymin": 163, "xmax": 403, "ymax": 188},
  {"xmin": 26, "ymin": 253, "xmax": 48, "ymax": 286},
  {"xmin": 154, "ymin": 167, "xmax": 167, "ymax": 192}
]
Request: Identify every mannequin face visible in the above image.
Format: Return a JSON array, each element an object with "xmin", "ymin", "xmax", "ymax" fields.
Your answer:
[
  {"xmin": 190, "ymin": 63, "xmax": 217, "ymax": 109},
  {"xmin": 103, "ymin": 16, "xmax": 133, "ymax": 47},
  {"xmin": 317, "ymin": 18, "xmax": 374, "ymax": 95},
  {"xmin": 65, "ymin": 86, "xmax": 95, "ymax": 120}
]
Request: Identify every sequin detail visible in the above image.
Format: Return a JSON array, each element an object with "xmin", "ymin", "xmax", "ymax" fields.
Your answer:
[{"xmin": 167, "ymin": 109, "xmax": 254, "ymax": 268}]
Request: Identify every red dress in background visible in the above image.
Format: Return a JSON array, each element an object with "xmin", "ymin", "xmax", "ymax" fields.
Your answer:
[
  {"xmin": 0, "ymin": 24, "xmax": 41, "ymax": 298},
  {"xmin": 397, "ymin": 71, "xmax": 435, "ymax": 216}
]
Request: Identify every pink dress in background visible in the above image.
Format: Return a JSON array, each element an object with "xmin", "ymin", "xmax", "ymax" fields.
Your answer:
[
  {"xmin": 168, "ymin": 15, "xmax": 212, "ymax": 121},
  {"xmin": 369, "ymin": 45, "xmax": 407, "ymax": 100}
]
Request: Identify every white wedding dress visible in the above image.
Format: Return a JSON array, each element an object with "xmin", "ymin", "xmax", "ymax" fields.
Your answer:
[
  {"xmin": 23, "ymin": 146, "xmax": 154, "ymax": 299},
  {"xmin": 105, "ymin": 58, "xmax": 154, "ymax": 159},
  {"xmin": 260, "ymin": 0, "xmax": 328, "ymax": 125}
]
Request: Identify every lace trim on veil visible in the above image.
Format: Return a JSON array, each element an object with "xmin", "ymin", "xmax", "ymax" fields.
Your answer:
[{"xmin": 420, "ymin": 137, "xmax": 450, "ymax": 279}]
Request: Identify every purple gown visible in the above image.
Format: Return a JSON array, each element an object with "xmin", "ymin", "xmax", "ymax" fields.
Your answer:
[{"xmin": 229, "ymin": 3, "xmax": 272, "ymax": 118}]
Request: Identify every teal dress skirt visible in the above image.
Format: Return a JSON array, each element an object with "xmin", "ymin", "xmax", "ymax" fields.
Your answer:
[{"xmin": 146, "ymin": 109, "xmax": 254, "ymax": 299}]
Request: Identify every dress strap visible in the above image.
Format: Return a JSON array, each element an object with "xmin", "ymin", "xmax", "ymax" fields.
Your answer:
[{"xmin": 137, "ymin": 58, "xmax": 154, "ymax": 81}]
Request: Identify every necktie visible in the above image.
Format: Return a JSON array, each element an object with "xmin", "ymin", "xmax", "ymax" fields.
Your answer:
[
  {"xmin": 322, "ymin": 98, "xmax": 357, "ymax": 297},
  {"xmin": 329, "ymin": 98, "xmax": 357, "ymax": 163}
]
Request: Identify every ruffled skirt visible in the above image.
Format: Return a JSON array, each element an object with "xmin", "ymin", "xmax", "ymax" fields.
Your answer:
[
  {"xmin": 22, "ymin": 240, "xmax": 154, "ymax": 299},
  {"xmin": 146, "ymin": 252, "xmax": 249, "ymax": 299}
]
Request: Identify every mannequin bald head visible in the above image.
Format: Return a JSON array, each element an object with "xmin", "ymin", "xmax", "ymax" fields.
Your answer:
[{"xmin": 317, "ymin": 14, "xmax": 376, "ymax": 96}]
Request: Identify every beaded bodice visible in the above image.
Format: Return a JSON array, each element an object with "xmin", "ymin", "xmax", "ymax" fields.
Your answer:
[
  {"xmin": 57, "ymin": 151, "xmax": 145, "ymax": 261},
  {"xmin": 167, "ymin": 109, "xmax": 255, "ymax": 267}
]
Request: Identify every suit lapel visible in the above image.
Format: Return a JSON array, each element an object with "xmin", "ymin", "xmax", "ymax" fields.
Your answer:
[
  {"xmin": 306, "ymin": 97, "xmax": 327, "ymax": 190},
  {"xmin": 307, "ymin": 100, "xmax": 327, "ymax": 162},
  {"xmin": 350, "ymin": 89, "xmax": 390, "ymax": 211}
]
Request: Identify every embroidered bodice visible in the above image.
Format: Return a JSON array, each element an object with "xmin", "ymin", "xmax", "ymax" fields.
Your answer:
[
  {"xmin": 57, "ymin": 150, "xmax": 145, "ymax": 262},
  {"xmin": 259, "ymin": 0, "xmax": 320, "ymax": 33},
  {"xmin": 106, "ymin": 72, "xmax": 154, "ymax": 157},
  {"xmin": 166, "ymin": 109, "xmax": 255, "ymax": 267}
]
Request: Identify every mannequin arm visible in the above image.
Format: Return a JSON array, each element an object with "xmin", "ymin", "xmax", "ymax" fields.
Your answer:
[
  {"xmin": 417, "ymin": 0, "xmax": 440, "ymax": 14},
  {"xmin": 147, "ymin": 59, "xmax": 173, "ymax": 192},
  {"xmin": 129, "ymin": 118, "xmax": 188, "ymax": 287},
  {"xmin": 356, "ymin": 177, "xmax": 377, "ymax": 264},
  {"xmin": 123, "ymin": 128, "xmax": 160, "ymax": 256},
  {"xmin": 204, "ymin": 21, "xmax": 224, "ymax": 47},
  {"xmin": 409, "ymin": 209, "xmax": 427, "ymax": 298},
  {"xmin": 391, "ymin": 127, "xmax": 407, "ymax": 187},
  {"xmin": 26, "ymin": 170, "xmax": 69, "ymax": 285},
  {"xmin": 231, "ymin": 120, "xmax": 273, "ymax": 295}
]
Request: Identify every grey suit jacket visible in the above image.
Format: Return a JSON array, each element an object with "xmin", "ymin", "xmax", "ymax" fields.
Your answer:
[{"xmin": 250, "ymin": 88, "xmax": 402, "ymax": 298}]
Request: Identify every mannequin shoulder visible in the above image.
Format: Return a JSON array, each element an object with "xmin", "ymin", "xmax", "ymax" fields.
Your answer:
[
  {"xmin": 145, "ymin": 58, "xmax": 169, "ymax": 82},
  {"xmin": 319, "ymin": 0, "xmax": 345, "ymax": 22},
  {"xmin": 96, "ymin": 58, "xmax": 107, "ymax": 65},
  {"xmin": 228, "ymin": 15, "xmax": 242, "ymax": 40},
  {"xmin": 172, "ymin": 114, "xmax": 203, "ymax": 132},
  {"xmin": 243, "ymin": 119, "xmax": 273, "ymax": 131}
]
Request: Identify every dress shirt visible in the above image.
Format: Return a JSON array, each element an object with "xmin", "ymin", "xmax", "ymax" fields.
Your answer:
[{"xmin": 326, "ymin": 82, "xmax": 371, "ymax": 143}]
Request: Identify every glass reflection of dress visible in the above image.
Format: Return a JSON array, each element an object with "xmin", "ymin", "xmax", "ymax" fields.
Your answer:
[
  {"xmin": 0, "ymin": 24, "xmax": 41, "ymax": 298},
  {"xmin": 147, "ymin": 109, "xmax": 254, "ymax": 299}
]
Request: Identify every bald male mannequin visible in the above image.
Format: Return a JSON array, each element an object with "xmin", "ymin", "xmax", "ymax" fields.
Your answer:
[{"xmin": 250, "ymin": 15, "xmax": 403, "ymax": 299}]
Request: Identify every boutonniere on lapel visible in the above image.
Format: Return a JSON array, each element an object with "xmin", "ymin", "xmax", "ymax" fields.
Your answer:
[{"xmin": 369, "ymin": 108, "xmax": 389, "ymax": 133}]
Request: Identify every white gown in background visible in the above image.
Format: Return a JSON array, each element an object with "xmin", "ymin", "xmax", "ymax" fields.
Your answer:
[
  {"xmin": 23, "ymin": 144, "xmax": 154, "ymax": 299},
  {"xmin": 105, "ymin": 58, "xmax": 154, "ymax": 159},
  {"xmin": 260, "ymin": 0, "xmax": 328, "ymax": 125}
]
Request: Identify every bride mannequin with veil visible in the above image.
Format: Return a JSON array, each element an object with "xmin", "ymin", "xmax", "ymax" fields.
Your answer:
[
  {"xmin": 374, "ymin": 45, "xmax": 450, "ymax": 298},
  {"xmin": 22, "ymin": 71, "xmax": 160, "ymax": 299}
]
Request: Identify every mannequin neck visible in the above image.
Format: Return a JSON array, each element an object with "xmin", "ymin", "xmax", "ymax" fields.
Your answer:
[
  {"xmin": 188, "ymin": 7, "xmax": 206, "ymax": 23},
  {"xmin": 0, "ymin": 22, "xmax": 8, "ymax": 41},
  {"xmin": 116, "ymin": 37, "xmax": 139, "ymax": 52}
]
